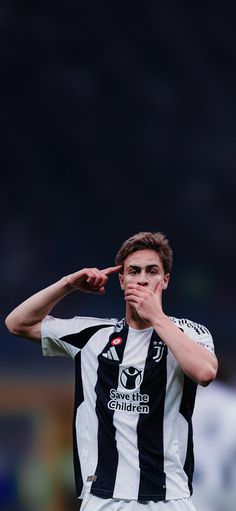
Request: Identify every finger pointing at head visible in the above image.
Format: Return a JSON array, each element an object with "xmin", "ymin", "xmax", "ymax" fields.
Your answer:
[{"xmin": 101, "ymin": 265, "xmax": 123, "ymax": 276}]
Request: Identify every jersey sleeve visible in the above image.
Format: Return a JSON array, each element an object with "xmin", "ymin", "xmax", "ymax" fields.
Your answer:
[
  {"xmin": 41, "ymin": 315, "xmax": 117, "ymax": 359},
  {"xmin": 170, "ymin": 317, "xmax": 215, "ymax": 353}
]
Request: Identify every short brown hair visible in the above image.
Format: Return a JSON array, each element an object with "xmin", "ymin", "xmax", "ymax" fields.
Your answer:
[{"xmin": 115, "ymin": 231, "xmax": 173, "ymax": 274}]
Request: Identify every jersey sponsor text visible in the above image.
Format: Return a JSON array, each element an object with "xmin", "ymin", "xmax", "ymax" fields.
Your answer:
[{"xmin": 108, "ymin": 388, "xmax": 149, "ymax": 414}]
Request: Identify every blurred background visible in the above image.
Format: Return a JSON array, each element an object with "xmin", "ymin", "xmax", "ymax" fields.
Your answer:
[{"xmin": 1, "ymin": 1, "xmax": 236, "ymax": 510}]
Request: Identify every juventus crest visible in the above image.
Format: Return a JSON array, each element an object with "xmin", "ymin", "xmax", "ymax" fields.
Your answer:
[{"xmin": 152, "ymin": 340, "xmax": 165, "ymax": 363}]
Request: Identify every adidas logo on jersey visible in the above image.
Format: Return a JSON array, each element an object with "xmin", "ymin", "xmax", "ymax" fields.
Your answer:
[{"xmin": 102, "ymin": 346, "xmax": 120, "ymax": 361}]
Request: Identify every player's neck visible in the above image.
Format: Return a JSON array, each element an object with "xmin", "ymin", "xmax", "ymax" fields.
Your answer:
[{"xmin": 125, "ymin": 304, "xmax": 152, "ymax": 330}]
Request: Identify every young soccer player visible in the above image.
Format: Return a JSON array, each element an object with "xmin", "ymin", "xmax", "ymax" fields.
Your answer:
[{"xmin": 5, "ymin": 232, "xmax": 218, "ymax": 510}]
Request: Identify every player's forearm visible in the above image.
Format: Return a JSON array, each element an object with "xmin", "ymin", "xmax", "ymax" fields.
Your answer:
[
  {"xmin": 152, "ymin": 315, "xmax": 218, "ymax": 386},
  {"xmin": 5, "ymin": 276, "xmax": 73, "ymax": 335}
]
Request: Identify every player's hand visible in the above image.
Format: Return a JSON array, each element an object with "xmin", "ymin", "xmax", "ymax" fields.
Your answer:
[
  {"xmin": 124, "ymin": 280, "xmax": 165, "ymax": 324},
  {"xmin": 66, "ymin": 265, "xmax": 122, "ymax": 295}
]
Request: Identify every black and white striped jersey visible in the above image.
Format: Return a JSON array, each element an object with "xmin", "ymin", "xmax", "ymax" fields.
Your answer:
[{"xmin": 41, "ymin": 315, "xmax": 214, "ymax": 502}]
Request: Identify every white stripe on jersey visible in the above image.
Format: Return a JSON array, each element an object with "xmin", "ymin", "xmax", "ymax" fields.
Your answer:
[
  {"xmin": 164, "ymin": 351, "xmax": 189, "ymax": 499},
  {"xmin": 75, "ymin": 401, "xmax": 90, "ymax": 487},
  {"xmin": 112, "ymin": 327, "xmax": 153, "ymax": 499}
]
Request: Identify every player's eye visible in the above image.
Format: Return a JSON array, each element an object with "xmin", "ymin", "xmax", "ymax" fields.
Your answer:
[{"xmin": 128, "ymin": 269, "xmax": 138, "ymax": 275}]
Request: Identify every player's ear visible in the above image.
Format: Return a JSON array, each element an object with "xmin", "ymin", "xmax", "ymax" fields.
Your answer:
[
  {"xmin": 119, "ymin": 272, "xmax": 124, "ymax": 290},
  {"xmin": 162, "ymin": 273, "xmax": 170, "ymax": 290}
]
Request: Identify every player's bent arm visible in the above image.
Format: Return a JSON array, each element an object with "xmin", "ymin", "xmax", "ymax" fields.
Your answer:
[
  {"xmin": 152, "ymin": 315, "xmax": 218, "ymax": 387},
  {"xmin": 5, "ymin": 265, "xmax": 121, "ymax": 342},
  {"xmin": 5, "ymin": 276, "xmax": 74, "ymax": 342}
]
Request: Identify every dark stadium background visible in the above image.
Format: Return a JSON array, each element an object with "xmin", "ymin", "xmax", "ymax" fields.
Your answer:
[{"xmin": 1, "ymin": 2, "xmax": 235, "ymax": 510}]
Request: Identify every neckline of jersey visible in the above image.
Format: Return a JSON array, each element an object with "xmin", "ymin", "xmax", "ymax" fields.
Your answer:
[{"xmin": 126, "ymin": 323, "xmax": 153, "ymax": 333}]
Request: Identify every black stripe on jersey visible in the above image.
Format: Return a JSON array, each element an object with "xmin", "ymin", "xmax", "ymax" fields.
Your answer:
[
  {"xmin": 91, "ymin": 326, "xmax": 128, "ymax": 498},
  {"xmin": 137, "ymin": 330, "xmax": 167, "ymax": 500},
  {"xmin": 179, "ymin": 375, "xmax": 197, "ymax": 494},
  {"xmin": 60, "ymin": 324, "xmax": 112, "ymax": 349},
  {"xmin": 73, "ymin": 351, "xmax": 84, "ymax": 497}
]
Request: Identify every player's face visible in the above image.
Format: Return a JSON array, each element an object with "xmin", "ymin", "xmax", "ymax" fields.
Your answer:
[{"xmin": 119, "ymin": 249, "xmax": 169, "ymax": 293}]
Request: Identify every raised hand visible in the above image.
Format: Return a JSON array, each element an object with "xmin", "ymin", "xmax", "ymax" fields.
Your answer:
[
  {"xmin": 4, "ymin": 264, "xmax": 122, "ymax": 341},
  {"xmin": 66, "ymin": 265, "xmax": 122, "ymax": 295},
  {"xmin": 124, "ymin": 280, "xmax": 165, "ymax": 324}
]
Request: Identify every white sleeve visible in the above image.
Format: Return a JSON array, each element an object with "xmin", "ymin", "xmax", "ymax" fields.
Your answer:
[
  {"xmin": 170, "ymin": 317, "xmax": 215, "ymax": 353},
  {"xmin": 41, "ymin": 316, "xmax": 80, "ymax": 358},
  {"xmin": 41, "ymin": 315, "xmax": 117, "ymax": 359}
]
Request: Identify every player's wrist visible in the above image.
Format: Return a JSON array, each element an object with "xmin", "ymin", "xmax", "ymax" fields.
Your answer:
[
  {"xmin": 60, "ymin": 275, "xmax": 78, "ymax": 293},
  {"xmin": 151, "ymin": 312, "xmax": 168, "ymax": 330}
]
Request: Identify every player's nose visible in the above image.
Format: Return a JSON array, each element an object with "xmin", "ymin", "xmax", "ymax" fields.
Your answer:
[{"xmin": 137, "ymin": 271, "xmax": 148, "ymax": 286}]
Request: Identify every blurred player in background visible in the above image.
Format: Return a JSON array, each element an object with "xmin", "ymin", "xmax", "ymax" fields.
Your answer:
[
  {"xmin": 5, "ymin": 232, "xmax": 218, "ymax": 510},
  {"xmin": 193, "ymin": 380, "xmax": 236, "ymax": 511}
]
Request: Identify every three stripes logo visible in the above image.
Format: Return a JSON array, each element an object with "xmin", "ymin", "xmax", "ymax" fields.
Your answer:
[
  {"xmin": 102, "ymin": 337, "xmax": 123, "ymax": 361},
  {"xmin": 102, "ymin": 345, "xmax": 120, "ymax": 361}
]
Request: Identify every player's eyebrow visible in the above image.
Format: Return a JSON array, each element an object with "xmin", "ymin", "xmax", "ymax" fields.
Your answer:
[{"xmin": 127, "ymin": 264, "xmax": 161, "ymax": 270}]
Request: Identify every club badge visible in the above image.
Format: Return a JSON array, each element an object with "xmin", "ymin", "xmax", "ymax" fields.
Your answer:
[{"xmin": 111, "ymin": 337, "xmax": 123, "ymax": 346}]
